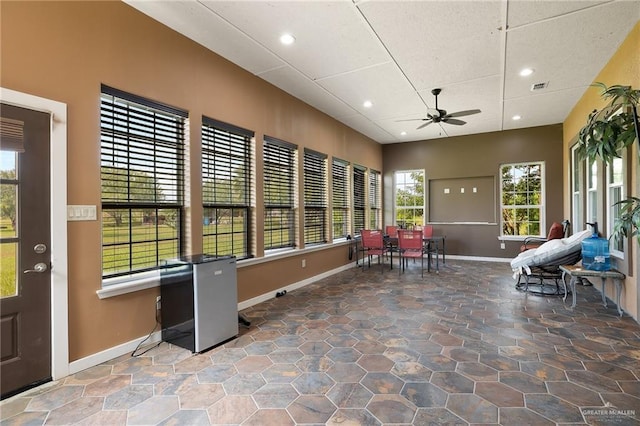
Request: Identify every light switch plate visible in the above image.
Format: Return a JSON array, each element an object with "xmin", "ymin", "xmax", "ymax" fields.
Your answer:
[{"xmin": 67, "ymin": 205, "xmax": 97, "ymax": 221}]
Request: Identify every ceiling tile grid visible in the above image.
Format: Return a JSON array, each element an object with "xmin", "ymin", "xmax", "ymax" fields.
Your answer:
[{"xmin": 125, "ymin": 0, "xmax": 640, "ymax": 144}]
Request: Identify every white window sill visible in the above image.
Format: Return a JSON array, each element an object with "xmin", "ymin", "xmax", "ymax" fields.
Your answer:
[
  {"xmin": 498, "ymin": 236, "xmax": 534, "ymax": 242},
  {"xmin": 96, "ymin": 242, "xmax": 349, "ymax": 298},
  {"xmin": 97, "ymin": 270, "xmax": 160, "ymax": 299}
]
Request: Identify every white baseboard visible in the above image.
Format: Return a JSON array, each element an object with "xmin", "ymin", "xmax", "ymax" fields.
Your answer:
[
  {"xmin": 68, "ymin": 330, "xmax": 162, "ymax": 375},
  {"xmin": 69, "ymin": 262, "xmax": 357, "ymax": 375},
  {"xmin": 445, "ymin": 255, "xmax": 512, "ymax": 263}
]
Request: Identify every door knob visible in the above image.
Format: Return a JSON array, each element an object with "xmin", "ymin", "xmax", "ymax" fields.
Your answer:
[{"xmin": 24, "ymin": 262, "xmax": 48, "ymax": 274}]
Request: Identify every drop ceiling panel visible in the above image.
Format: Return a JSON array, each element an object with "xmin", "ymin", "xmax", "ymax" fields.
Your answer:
[
  {"xmin": 123, "ymin": 0, "xmax": 284, "ymax": 75},
  {"xmin": 317, "ymin": 63, "xmax": 427, "ymax": 120},
  {"xmin": 507, "ymin": 0, "xmax": 609, "ymax": 28},
  {"xmin": 200, "ymin": 0, "xmax": 390, "ymax": 80},
  {"xmin": 503, "ymin": 86, "xmax": 588, "ymax": 130},
  {"xmin": 338, "ymin": 114, "xmax": 398, "ymax": 143},
  {"xmin": 259, "ymin": 66, "xmax": 358, "ymax": 119},
  {"xmin": 443, "ymin": 117, "xmax": 503, "ymax": 138},
  {"xmin": 358, "ymin": 1, "xmax": 503, "ymax": 90},
  {"xmin": 504, "ymin": 1, "xmax": 640, "ymax": 100}
]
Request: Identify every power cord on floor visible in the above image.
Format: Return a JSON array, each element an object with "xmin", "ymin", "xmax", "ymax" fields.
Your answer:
[{"xmin": 131, "ymin": 300, "xmax": 162, "ymax": 357}]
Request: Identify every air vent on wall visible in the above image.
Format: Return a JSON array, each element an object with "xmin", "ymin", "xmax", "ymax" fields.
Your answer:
[{"xmin": 531, "ymin": 81, "xmax": 549, "ymax": 91}]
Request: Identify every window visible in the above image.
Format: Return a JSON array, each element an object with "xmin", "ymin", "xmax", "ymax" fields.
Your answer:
[
  {"xmin": 263, "ymin": 137, "xmax": 297, "ymax": 250},
  {"xmin": 570, "ymin": 144, "xmax": 584, "ymax": 233},
  {"xmin": 607, "ymin": 148, "xmax": 625, "ymax": 256},
  {"xmin": 100, "ymin": 86, "xmax": 185, "ymax": 278},
  {"xmin": 394, "ymin": 170, "xmax": 424, "ymax": 228},
  {"xmin": 500, "ymin": 162, "xmax": 544, "ymax": 236},
  {"xmin": 332, "ymin": 158, "xmax": 349, "ymax": 240},
  {"xmin": 201, "ymin": 118, "xmax": 253, "ymax": 258},
  {"xmin": 303, "ymin": 149, "xmax": 327, "ymax": 246},
  {"xmin": 586, "ymin": 159, "xmax": 598, "ymax": 224},
  {"xmin": 353, "ymin": 165, "xmax": 366, "ymax": 234},
  {"xmin": 369, "ymin": 169, "xmax": 381, "ymax": 229}
]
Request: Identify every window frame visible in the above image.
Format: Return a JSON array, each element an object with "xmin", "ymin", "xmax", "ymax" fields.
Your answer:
[
  {"xmin": 332, "ymin": 157, "xmax": 350, "ymax": 240},
  {"xmin": 499, "ymin": 161, "xmax": 545, "ymax": 238},
  {"xmin": 201, "ymin": 117, "xmax": 253, "ymax": 259},
  {"xmin": 369, "ymin": 169, "xmax": 381, "ymax": 230},
  {"xmin": 303, "ymin": 148, "xmax": 328, "ymax": 246},
  {"xmin": 586, "ymin": 158, "xmax": 598, "ymax": 225},
  {"xmin": 100, "ymin": 85, "xmax": 186, "ymax": 281},
  {"xmin": 263, "ymin": 136, "xmax": 297, "ymax": 251},
  {"xmin": 394, "ymin": 170, "xmax": 425, "ymax": 229},
  {"xmin": 353, "ymin": 164, "xmax": 366, "ymax": 234},
  {"xmin": 606, "ymin": 146, "xmax": 626, "ymax": 258},
  {"xmin": 570, "ymin": 143, "xmax": 585, "ymax": 233}
]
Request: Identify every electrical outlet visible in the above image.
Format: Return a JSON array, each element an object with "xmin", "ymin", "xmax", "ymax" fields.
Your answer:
[
  {"xmin": 302, "ymin": 259, "xmax": 306, "ymax": 268},
  {"xmin": 156, "ymin": 296, "xmax": 161, "ymax": 310},
  {"xmin": 500, "ymin": 242, "xmax": 506, "ymax": 250}
]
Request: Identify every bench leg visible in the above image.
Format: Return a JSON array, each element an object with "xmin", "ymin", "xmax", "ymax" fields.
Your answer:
[
  {"xmin": 570, "ymin": 276, "xmax": 578, "ymax": 308},
  {"xmin": 615, "ymin": 279, "xmax": 623, "ymax": 317},
  {"xmin": 600, "ymin": 277, "xmax": 608, "ymax": 308}
]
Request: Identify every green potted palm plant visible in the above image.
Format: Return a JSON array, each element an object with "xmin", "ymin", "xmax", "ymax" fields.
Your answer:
[{"xmin": 576, "ymin": 82, "xmax": 640, "ymax": 243}]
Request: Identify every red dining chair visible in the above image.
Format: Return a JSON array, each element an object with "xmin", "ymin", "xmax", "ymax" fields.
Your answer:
[
  {"xmin": 361, "ymin": 229, "xmax": 392, "ymax": 272},
  {"xmin": 385, "ymin": 225, "xmax": 400, "ymax": 257},
  {"xmin": 398, "ymin": 229, "xmax": 425, "ymax": 277}
]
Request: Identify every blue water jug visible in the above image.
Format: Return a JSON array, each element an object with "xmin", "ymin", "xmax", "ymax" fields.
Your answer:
[{"xmin": 581, "ymin": 222, "xmax": 610, "ymax": 271}]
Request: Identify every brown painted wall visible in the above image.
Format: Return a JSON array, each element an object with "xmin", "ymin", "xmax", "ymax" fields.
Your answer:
[
  {"xmin": 382, "ymin": 125, "xmax": 564, "ymax": 259},
  {"xmin": 1, "ymin": 1, "xmax": 381, "ymax": 361}
]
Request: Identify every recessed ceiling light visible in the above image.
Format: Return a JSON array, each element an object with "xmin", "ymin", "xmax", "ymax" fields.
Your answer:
[
  {"xmin": 279, "ymin": 33, "xmax": 295, "ymax": 45},
  {"xmin": 512, "ymin": 115, "xmax": 522, "ymax": 120},
  {"xmin": 400, "ymin": 131, "xmax": 407, "ymax": 136},
  {"xmin": 363, "ymin": 100, "xmax": 373, "ymax": 108},
  {"xmin": 519, "ymin": 68, "xmax": 534, "ymax": 77}
]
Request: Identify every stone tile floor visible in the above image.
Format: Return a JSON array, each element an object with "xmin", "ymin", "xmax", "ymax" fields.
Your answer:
[{"xmin": 2, "ymin": 260, "xmax": 640, "ymax": 425}]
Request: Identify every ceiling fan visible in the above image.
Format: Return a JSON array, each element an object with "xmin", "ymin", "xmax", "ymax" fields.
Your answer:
[{"xmin": 398, "ymin": 88, "xmax": 481, "ymax": 130}]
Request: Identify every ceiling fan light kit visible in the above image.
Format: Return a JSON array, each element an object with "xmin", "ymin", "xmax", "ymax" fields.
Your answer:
[{"xmin": 397, "ymin": 88, "xmax": 481, "ymax": 130}]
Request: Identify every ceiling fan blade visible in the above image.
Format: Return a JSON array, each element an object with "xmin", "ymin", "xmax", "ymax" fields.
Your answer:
[
  {"xmin": 446, "ymin": 109, "xmax": 481, "ymax": 118},
  {"xmin": 395, "ymin": 118, "xmax": 427, "ymax": 122},
  {"xmin": 442, "ymin": 118, "xmax": 466, "ymax": 126},
  {"xmin": 416, "ymin": 120, "xmax": 433, "ymax": 129}
]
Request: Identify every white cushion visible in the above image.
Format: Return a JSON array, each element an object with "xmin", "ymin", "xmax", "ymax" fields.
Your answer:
[
  {"xmin": 511, "ymin": 229, "xmax": 591, "ymax": 273},
  {"xmin": 533, "ymin": 238, "xmax": 564, "ymax": 255}
]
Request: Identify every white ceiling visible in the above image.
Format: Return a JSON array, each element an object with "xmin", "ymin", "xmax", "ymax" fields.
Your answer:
[{"xmin": 124, "ymin": 0, "xmax": 639, "ymax": 144}]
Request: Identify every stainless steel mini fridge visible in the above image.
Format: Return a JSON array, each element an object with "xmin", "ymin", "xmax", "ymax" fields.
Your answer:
[{"xmin": 160, "ymin": 255, "xmax": 238, "ymax": 352}]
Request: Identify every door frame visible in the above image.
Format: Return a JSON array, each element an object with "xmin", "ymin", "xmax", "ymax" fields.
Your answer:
[{"xmin": 1, "ymin": 87, "xmax": 68, "ymax": 381}]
